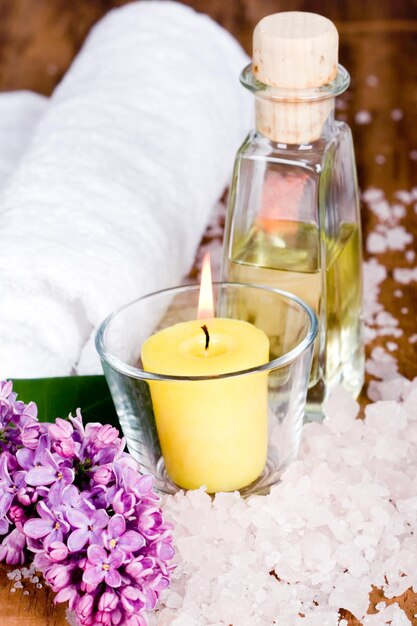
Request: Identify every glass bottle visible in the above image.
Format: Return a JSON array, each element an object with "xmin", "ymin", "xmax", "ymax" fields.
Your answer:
[{"xmin": 222, "ymin": 12, "xmax": 364, "ymax": 418}]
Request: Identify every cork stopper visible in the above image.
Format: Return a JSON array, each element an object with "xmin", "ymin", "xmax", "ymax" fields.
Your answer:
[{"xmin": 252, "ymin": 12, "xmax": 339, "ymax": 144}]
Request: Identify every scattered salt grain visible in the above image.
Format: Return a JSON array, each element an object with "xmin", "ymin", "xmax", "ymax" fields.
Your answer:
[
  {"xmin": 409, "ymin": 150, "xmax": 417, "ymax": 160},
  {"xmin": 394, "ymin": 190, "xmax": 413, "ymax": 204},
  {"xmin": 13, "ymin": 581, "xmax": 23, "ymax": 589},
  {"xmin": 393, "ymin": 267, "xmax": 417, "ymax": 284},
  {"xmin": 367, "ymin": 232, "xmax": 387, "ymax": 253},
  {"xmin": 362, "ymin": 188, "xmax": 384, "ymax": 203},
  {"xmin": 386, "ymin": 342, "xmax": 398, "ymax": 352},
  {"xmin": 375, "ymin": 154, "xmax": 386, "ymax": 165},
  {"xmin": 10, "ymin": 588, "xmax": 16, "ymax": 593},
  {"xmin": 386, "ymin": 226, "xmax": 412, "ymax": 250},
  {"xmin": 36, "ymin": 583, "xmax": 43, "ymax": 589},
  {"xmin": 405, "ymin": 250, "xmax": 415, "ymax": 263},
  {"xmin": 400, "ymin": 307, "xmax": 409, "ymax": 315},
  {"xmin": 23, "ymin": 590, "xmax": 30, "ymax": 596},
  {"xmin": 391, "ymin": 108, "xmax": 404, "ymax": 121},
  {"xmin": 355, "ymin": 110, "xmax": 372, "ymax": 124},
  {"xmin": 392, "ymin": 203, "xmax": 407, "ymax": 219},
  {"xmin": 30, "ymin": 576, "xmax": 39, "ymax": 584},
  {"xmin": 394, "ymin": 289, "xmax": 403, "ymax": 297},
  {"xmin": 409, "ymin": 334, "xmax": 417, "ymax": 344}
]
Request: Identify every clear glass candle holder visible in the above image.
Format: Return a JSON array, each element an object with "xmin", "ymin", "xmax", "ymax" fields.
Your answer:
[{"xmin": 95, "ymin": 283, "xmax": 318, "ymax": 496}]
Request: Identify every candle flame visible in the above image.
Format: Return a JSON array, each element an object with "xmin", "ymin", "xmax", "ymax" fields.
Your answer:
[{"xmin": 197, "ymin": 252, "xmax": 214, "ymax": 320}]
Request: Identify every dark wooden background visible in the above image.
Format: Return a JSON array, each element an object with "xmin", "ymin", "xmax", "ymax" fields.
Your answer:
[{"xmin": 0, "ymin": 0, "xmax": 416, "ymax": 624}]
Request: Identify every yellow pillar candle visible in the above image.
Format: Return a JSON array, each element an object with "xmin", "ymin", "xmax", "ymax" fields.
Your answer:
[{"xmin": 141, "ymin": 317, "xmax": 270, "ymax": 492}]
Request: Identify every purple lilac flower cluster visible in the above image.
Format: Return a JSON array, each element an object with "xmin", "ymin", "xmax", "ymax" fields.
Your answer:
[{"xmin": 0, "ymin": 380, "xmax": 175, "ymax": 626}]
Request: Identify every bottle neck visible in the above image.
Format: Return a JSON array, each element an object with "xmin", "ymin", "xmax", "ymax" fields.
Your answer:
[
  {"xmin": 255, "ymin": 96, "xmax": 336, "ymax": 145},
  {"xmin": 240, "ymin": 63, "xmax": 349, "ymax": 146}
]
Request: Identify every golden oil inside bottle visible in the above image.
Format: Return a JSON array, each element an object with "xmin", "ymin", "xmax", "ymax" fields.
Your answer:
[{"xmin": 224, "ymin": 219, "xmax": 364, "ymax": 411}]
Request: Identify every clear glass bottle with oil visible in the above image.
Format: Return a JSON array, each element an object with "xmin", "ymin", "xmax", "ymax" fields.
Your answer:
[{"xmin": 222, "ymin": 13, "xmax": 364, "ymax": 418}]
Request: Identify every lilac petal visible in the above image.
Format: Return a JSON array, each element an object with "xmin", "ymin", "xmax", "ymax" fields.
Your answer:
[
  {"xmin": 16, "ymin": 448, "xmax": 35, "ymax": 470},
  {"xmin": 0, "ymin": 517, "xmax": 9, "ymax": 535},
  {"xmin": 24, "ymin": 401, "xmax": 38, "ymax": 419},
  {"xmin": 87, "ymin": 544, "xmax": 107, "ymax": 565},
  {"xmin": 145, "ymin": 587, "xmax": 157, "ymax": 610},
  {"xmin": 0, "ymin": 455, "xmax": 11, "ymax": 482},
  {"xmin": 35, "ymin": 434, "xmax": 51, "ymax": 460},
  {"xmin": 0, "ymin": 492, "xmax": 14, "ymax": 519},
  {"xmin": 83, "ymin": 565, "xmax": 105, "ymax": 586},
  {"xmin": 108, "ymin": 549, "xmax": 125, "ymax": 569},
  {"xmin": 41, "ymin": 449, "xmax": 59, "ymax": 470},
  {"xmin": 24, "ymin": 517, "xmax": 53, "ymax": 539},
  {"xmin": 91, "ymin": 508, "xmax": 109, "ymax": 530},
  {"xmin": 54, "ymin": 585, "xmax": 78, "ymax": 605},
  {"xmin": 108, "ymin": 514, "xmax": 125, "ymax": 538},
  {"xmin": 67, "ymin": 508, "xmax": 89, "ymax": 529},
  {"xmin": 155, "ymin": 542, "xmax": 175, "ymax": 561},
  {"xmin": 67, "ymin": 528, "xmax": 89, "ymax": 552},
  {"xmin": 60, "ymin": 467, "xmax": 74, "ymax": 484},
  {"xmin": 119, "ymin": 531, "xmax": 145, "ymax": 552},
  {"xmin": 136, "ymin": 474, "xmax": 155, "ymax": 495},
  {"xmin": 48, "ymin": 482, "xmax": 79, "ymax": 507},
  {"xmin": 25, "ymin": 465, "xmax": 57, "ymax": 486},
  {"xmin": 105, "ymin": 568, "xmax": 122, "ymax": 588},
  {"xmin": 37, "ymin": 501, "xmax": 55, "ymax": 521},
  {"xmin": 48, "ymin": 418, "xmax": 73, "ymax": 440}
]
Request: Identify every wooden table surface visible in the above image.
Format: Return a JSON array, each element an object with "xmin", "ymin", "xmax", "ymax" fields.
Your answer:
[{"xmin": 0, "ymin": 0, "xmax": 416, "ymax": 624}]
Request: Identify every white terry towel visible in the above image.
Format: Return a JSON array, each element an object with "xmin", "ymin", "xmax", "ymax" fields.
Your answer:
[
  {"xmin": 0, "ymin": 91, "xmax": 47, "ymax": 189},
  {"xmin": 0, "ymin": 1, "xmax": 251, "ymax": 378}
]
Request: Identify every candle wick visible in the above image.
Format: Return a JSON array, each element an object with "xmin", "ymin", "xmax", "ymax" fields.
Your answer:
[{"xmin": 201, "ymin": 325, "xmax": 210, "ymax": 350}]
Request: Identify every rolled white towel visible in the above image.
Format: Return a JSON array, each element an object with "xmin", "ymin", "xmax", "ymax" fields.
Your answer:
[
  {"xmin": 0, "ymin": 1, "xmax": 251, "ymax": 378},
  {"xmin": 0, "ymin": 91, "xmax": 47, "ymax": 189}
]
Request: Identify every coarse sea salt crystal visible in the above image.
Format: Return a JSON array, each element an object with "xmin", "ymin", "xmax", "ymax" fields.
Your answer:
[
  {"xmin": 362, "ymin": 187, "xmax": 384, "ymax": 203},
  {"xmin": 328, "ymin": 573, "xmax": 371, "ymax": 619},
  {"xmin": 367, "ymin": 232, "xmax": 387, "ymax": 253},
  {"xmin": 156, "ymin": 262, "xmax": 417, "ymax": 626},
  {"xmin": 367, "ymin": 198, "xmax": 391, "ymax": 221},
  {"xmin": 367, "ymin": 376, "xmax": 409, "ymax": 402},
  {"xmin": 386, "ymin": 226, "xmax": 413, "ymax": 250},
  {"xmin": 394, "ymin": 190, "xmax": 413, "ymax": 204},
  {"xmin": 393, "ymin": 267, "xmax": 417, "ymax": 284}
]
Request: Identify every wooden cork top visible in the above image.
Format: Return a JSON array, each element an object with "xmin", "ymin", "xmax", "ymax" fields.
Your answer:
[
  {"xmin": 252, "ymin": 12, "xmax": 339, "ymax": 143},
  {"xmin": 253, "ymin": 12, "xmax": 338, "ymax": 90}
]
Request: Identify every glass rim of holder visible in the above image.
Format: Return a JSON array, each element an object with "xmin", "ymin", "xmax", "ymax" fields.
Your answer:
[
  {"xmin": 95, "ymin": 282, "xmax": 318, "ymax": 496},
  {"xmin": 96, "ymin": 282, "xmax": 318, "ymax": 381},
  {"xmin": 240, "ymin": 62, "xmax": 350, "ymax": 102}
]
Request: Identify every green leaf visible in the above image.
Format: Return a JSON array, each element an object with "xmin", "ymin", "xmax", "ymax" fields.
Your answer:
[{"xmin": 12, "ymin": 376, "xmax": 120, "ymax": 427}]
